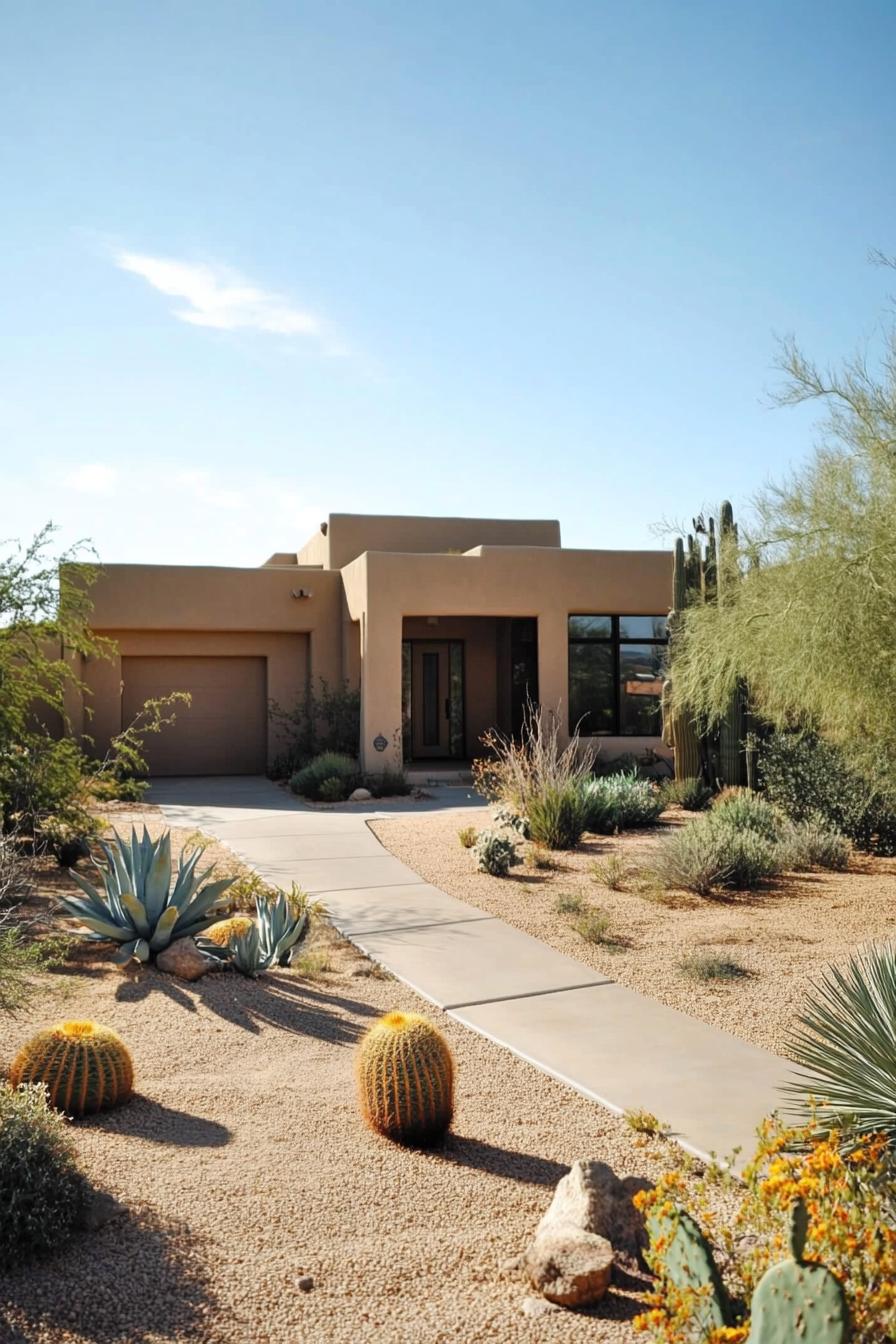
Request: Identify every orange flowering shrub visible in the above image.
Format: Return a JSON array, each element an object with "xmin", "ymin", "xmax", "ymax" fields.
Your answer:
[{"xmin": 633, "ymin": 1115, "xmax": 896, "ymax": 1343}]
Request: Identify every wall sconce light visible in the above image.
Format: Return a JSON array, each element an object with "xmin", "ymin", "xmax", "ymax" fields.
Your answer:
[{"xmin": 291, "ymin": 588, "xmax": 313, "ymax": 600}]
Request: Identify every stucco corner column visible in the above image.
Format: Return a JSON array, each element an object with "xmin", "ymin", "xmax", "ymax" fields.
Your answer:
[
  {"xmin": 359, "ymin": 609, "xmax": 404, "ymax": 773},
  {"xmin": 536, "ymin": 608, "xmax": 571, "ymax": 747}
]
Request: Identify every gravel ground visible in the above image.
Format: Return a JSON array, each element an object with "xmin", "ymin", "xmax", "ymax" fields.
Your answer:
[
  {"xmin": 0, "ymin": 807, "xmax": 721, "ymax": 1344},
  {"xmin": 369, "ymin": 805, "xmax": 896, "ymax": 1055}
]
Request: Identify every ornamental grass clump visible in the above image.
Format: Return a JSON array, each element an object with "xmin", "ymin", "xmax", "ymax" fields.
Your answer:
[
  {"xmin": 785, "ymin": 939, "xmax": 896, "ymax": 1153},
  {"xmin": 660, "ymin": 777, "xmax": 713, "ymax": 811},
  {"xmin": 473, "ymin": 700, "xmax": 594, "ymax": 849},
  {"xmin": 633, "ymin": 1114, "xmax": 896, "ymax": 1344},
  {"xmin": 0, "ymin": 1083, "xmax": 89, "ymax": 1268}
]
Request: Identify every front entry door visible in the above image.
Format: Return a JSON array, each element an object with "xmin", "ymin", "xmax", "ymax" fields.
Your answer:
[{"xmin": 411, "ymin": 642, "xmax": 452, "ymax": 758}]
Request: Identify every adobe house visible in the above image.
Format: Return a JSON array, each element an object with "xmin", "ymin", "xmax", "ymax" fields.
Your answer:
[{"xmin": 72, "ymin": 514, "xmax": 672, "ymax": 777}]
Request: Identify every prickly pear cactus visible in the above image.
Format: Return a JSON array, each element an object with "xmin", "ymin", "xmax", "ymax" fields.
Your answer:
[
  {"xmin": 646, "ymin": 1205, "xmax": 732, "ymax": 1333},
  {"xmin": 746, "ymin": 1201, "xmax": 850, "ymax": 1343}
]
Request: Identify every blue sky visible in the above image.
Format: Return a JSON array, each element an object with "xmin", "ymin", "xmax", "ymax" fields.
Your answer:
[{"xmin": 1, "ymin": 1, "xmax": 894, "ymax": 565}]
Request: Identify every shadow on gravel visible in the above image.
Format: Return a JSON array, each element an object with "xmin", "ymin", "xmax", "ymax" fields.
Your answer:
[
  {"xmin": 86, "ymin": 1096, "xmax": 232, "ymax": 1147},
  {"xmin": 436, "ymin": 1134, "xmax": 570, "ymax": 1187},
  {"xmin": 115, "ymin": 964, "xmax": 378, "ymax": 1043},
  {"xmin": 0, "ymin": 1204, "xmax": 218, "ymax": 1344}
]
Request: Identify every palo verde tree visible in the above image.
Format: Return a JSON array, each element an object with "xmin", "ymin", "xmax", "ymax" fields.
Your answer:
[{"xmin": 670, "ymin": 257, "xmax": 896, "ymax": 794}]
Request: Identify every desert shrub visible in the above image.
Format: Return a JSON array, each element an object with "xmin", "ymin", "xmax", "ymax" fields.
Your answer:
[
  {"xmin": 660, "ymin": 776, "xmax": 712, "ymax": 811},
  {"xmin": 473, "ymin": 701, "xmax": 593, "ymax": 846},
  {"xmin": 554, "ymin": 892, "xmax": 585, "ymax": 914},
  {"xmin": 776, "ymin": 817, "xmax": 851, "ymax": 872},
  {"xmin": 525, "ymin": 846, "xmax": 556, "ymax": 871},
  {"xmin": 457, "ymin": 825, "xmax": 477, "ymax": 849},
  {"xmin": 0, "ymin": 1083, "xmax": 89, "ymax": 1268},
  {"xmin": 318, "ymin": 776, "xmax": 347, "ymax": 802},
  {"xmin": 623, "ymin": 1107, "xmax": 664, "ymax": 1135},
  {"xmin": 590, "ymin": 853, "xmax": 628, "ymax": 890},
  {"xmin": 710, "ymin": 789, "xmax": 784, "ymax": 840},
  {"xmin": 527, "ymin": 783, "xmax": 587, "ymax": 849},
  {"xmin": 494, "ymin": 805, "xmax": 530, "ymax": 837},
  {"xmin": 678, "ymin": 951, "xmax": 750, "ymax": 981},
  {"xmin": 581, "ymin": 771, "xmax": 663, "ymax": 834},
  {"xmin": 571, "ymin": 908, "xmax": 612, "ymax": 944},
  {"xmin": 0, "ymin": 833, "xmax": 31, "ymax": 906},
  {"xmin": 365, "ymin": 767, "xmax": 411, "ymax": 798},
  {"xmin": 0, "ymin": 920, "xmax": 70, "ymax": 1014},
  {"xmin": 651, "ymin": 813, "xmax": 781, "ymax": 895},
  {"xmin": 269, "ymin": 678, "xmax": 361, "ymax": 778},
  {"xmin": 473, "ymin": 830, "xmax": 520, "ymax": 876},
  {"xmin": 759, "ymin": 731, "xmax": 896, "ymax": 854},
  {"xmin": 634, "ymin": 1115, "xmax": 896, "ymax": 1344},
  {"xmin": 289, "ymin": 752, "xmax": 362, "ymax": 801},
  {"xmin": 785, "ymin": 939, "xmax": 896, "ymax": 1152}
]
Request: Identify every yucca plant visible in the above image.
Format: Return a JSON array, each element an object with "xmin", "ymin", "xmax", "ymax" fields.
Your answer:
[
  {"xmin": 785, "ymin": 939, "xmax": 896, "ymax": 1152},
  {"xmin": 58, "ymin": 827, "xmax": 234, "ymax": 965}
]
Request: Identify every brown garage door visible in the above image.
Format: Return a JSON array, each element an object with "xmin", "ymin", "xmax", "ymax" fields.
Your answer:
[{"xmin": 121, "ymin": 656, "xmax": 267, "ymax": 776}]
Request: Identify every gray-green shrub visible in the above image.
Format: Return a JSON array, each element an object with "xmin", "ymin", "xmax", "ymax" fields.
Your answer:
[
  {"xmin": 473, "ymin": 830, "xmax": 520, "ymax": 876},
  {"xmin": 710, "ymin": 790, "xmax": 784, "ymax": 840},
  {"xmin": 777, "ymin": 818, "xmax": 851, "ymax": 872},
  {"xmin": 652, "ymin": 812, "xmax": 782, "ymax": 895},
  {"xmin": 660, "ymin": 777, "xmax": 713, "ymax": 811},
  {"xmin": 581, "ymin": 771, "xmax": 663, "ymax": 834},
  {"xmin": 0, "ymin": 1083, "xmax": 89, "ymax": 1267},
  {"xmin": 289, "ymin": 752, "xmax": 362, "ymax": 801},
  {"xmin": 527, "ymin": 784, "xmax": 587, "ymax": 849}
]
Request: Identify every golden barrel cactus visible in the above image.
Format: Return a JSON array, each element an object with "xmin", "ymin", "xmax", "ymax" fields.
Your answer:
[
  {"xmin": 356, "ymin": 1011, "xmax": 454, "ymax": 1146},
  {"xmin": 203, "ymin": 914, "xmax": 255, "ymax": 947},
  {"xmin": 9, "ymin": 1021, "xmax": 134, "ymax": 1117}
]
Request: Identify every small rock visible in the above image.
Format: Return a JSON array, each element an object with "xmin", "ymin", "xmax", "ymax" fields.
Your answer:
[
  {"xmin": 520, "ymin": 1295, "xmax": 561, "ymax": 1319},
  {"xmin": 82, "ymin": 1190, "xmax": 125, "ymax": 1232},
  {"xmin": 155, "ymin": 937, "xmax": 212, "ymax": 982},
  {"xmin": 524, "ymin": 1228, "xmax": 614, "ymax": 1306},
  {"xmin": 349, "ymin": 787, "xmax": 372, "ymax": 802},
  {"xmin": 534, "ymin": 1158, "xmax": 652, "ymax": 1266},
  {"xmin": 501, "ymin": 1254, "xmax": 524, "ymax": 1274},
  {"xmin": 296, "ymin": 1275, "xmax": 314, "ymax": 1292}
]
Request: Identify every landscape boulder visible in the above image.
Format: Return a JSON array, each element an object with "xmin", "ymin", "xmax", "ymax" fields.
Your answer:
[
  {"xmin": 522, "ymin": 1159, "xmax": 652, "ymax": 1307},
  {"xmin": 349, "ymin": 787, "xmax": 372, "ymax": 802},
  {"xmin": 155, "ymin": 937, "xmax": 212, "ymax": 982}
]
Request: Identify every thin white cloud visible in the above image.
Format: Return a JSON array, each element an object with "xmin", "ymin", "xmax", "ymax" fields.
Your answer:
[
  {"xmin": 64, "ymin": 462, "xmax": 119, "ymax": 495},
  {"xmin": 115, "ymin": 251, "xmax": 323, "ymax": 338}
]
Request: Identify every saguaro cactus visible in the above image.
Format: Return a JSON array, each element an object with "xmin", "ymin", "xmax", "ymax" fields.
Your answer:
[
  {"xmin": 746, "ymin": 1201, "xmax": 849, "ymax": 1343},
  {"xmin": 356, "ymin": 1011, "xmax": 454, "ymax": 1146}
]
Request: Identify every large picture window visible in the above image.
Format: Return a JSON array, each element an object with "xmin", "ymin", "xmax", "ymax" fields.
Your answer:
[{"xmin": 568, "ymin": 615, "xmax": 667, "ymax": 736}]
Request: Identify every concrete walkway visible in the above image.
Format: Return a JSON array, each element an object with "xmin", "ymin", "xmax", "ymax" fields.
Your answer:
[{"xmin": 151, "ymin": 775, "xmax": 789, "ymax": 1166}]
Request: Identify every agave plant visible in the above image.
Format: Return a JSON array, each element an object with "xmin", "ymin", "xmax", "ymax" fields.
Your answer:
[
  {"xmin": 59, "ymin": 827, "xmax": 234, "ymax": 965},
  {"xmin": 785, "ymin": 939, "xmax": 896, "ymax": 1151},
  {"xmin": 200, "ymin": 885, "xmax": 316, "ymax": 978}
]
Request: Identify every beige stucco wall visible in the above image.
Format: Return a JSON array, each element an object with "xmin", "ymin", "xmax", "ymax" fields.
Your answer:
[
  {"xmin": 345, "ymin": 547, "xmax": 672, "ymax": 770},
  {"xmin": 300, "ymin": 514, "xmax": 562, "ymax": 571},
  {"xmin": 78, "ymin": 564, "xmax": 344, "ymax": 768}
]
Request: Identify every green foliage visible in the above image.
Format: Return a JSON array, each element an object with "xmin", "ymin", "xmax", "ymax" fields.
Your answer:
[
  {"xmin": 679, "ymin": 951, "xmax": 750, "ymax": 982},
  {"xmin": 710, "ymin": 791, "xmax": 784, "ymax": 841},
  {"xmin": 581, "ymin": 771, "xmax": 664, "ymax": 834},
  {"xmin": 457, "ymin": 825, "xmax": 477, "ymax": 848},
  {"xmin": 318, "ymin": 775, "xmax": 348, "ymax": 802},
  {"xmin": 554, "ymin": 892, "xmax": 585, "ymax": 914},
  {"xmin": 670, "ymin": 291, "xmax": 896, "ymax": 800},
  {"xmin": 59, "ymin": 827, "xmax": 234, "ymax": 964},
  {"xmin": 289, "ymin": 752, "xmax": 362, "ymax": 801},
  {"xmin": 473, "ymin": 829, "xmax": 520, "ymax": 876},
  {"xmin": 776, "ymin": 818, "xmax": 851, "ymax": 872},
  {"xmin": 87, "ymin": 692, "xmax": 192, "ymax": 800},
  {"xmin": 660, "ymin": 777, "xmax": 713, "ymax": 811},
  {"xmin": 785, "ymin": 938, "xmax": 896, "ymax": 1152},
  {"xmin": 270, "ymin": 678, "xmax": 361, "ymax": 777},
  {"xmin": 571, "ymin": 907, "xmax": 613, "ymax": 945},
  {"xmin": 759, "ymin": 732, "xmax": 896, "ymax": 854},
  {"xmin": 747, "ymin": 1201, "xmax": 849, "ymax": 1343},
  {"xmin": 0, "ymin": 1083, "xmax": 89, "ymax": 1268},
  {"xmin": 590, "ymin": 852, "xmax": 628, "ymax": 889},
  {"xmin": 201, "ymin": 885, "xmax": 316, "ymax": 978},
  {"xmin": 0, "ymin": 920, "xmax": 70, "ymax": 1014},
  {"xmin": 652, "ymin": 811, "xmax": 783, "ymax": 895},
  {"xmin": 365, "ymin": 767, "xmax": 412, "ymax": 798},
  {"xmin": 526, "ymin": 782, "xmax": 587, "ymax": 849},
  {"xmin": 0, "ymin": 736, "xmax": 89, "ymax": 843}
]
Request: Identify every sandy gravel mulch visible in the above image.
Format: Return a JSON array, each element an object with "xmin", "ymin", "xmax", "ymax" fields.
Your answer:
[
  {"xmin": 369, "ymin": 806, "xmax": 896, "ymax": 1056},
  {"xmin": 0, "ymin": 810, "xmax": 717, "ymax": 1344}
]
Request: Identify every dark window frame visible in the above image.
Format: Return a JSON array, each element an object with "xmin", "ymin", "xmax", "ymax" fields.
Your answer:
[{"xmin": 568, "ymin": 615, "xmax": 668, "ymax": 737}]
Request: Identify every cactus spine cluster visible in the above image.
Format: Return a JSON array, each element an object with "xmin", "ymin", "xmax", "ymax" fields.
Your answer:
[
  {"xmin": 9, "ymin": 1020, "xmax": 134, "ymax": 1117},
  {"xmin": 746, "ymin": 1202, "xmax": 849, "ymax": 1344},
  {"xmin": 665, "ymin": 501, "xmax": 749, "ymax": 787},
  {"xmin": 356, "ymin": 1011, "xmax": 454, "ymax": 1146}
]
